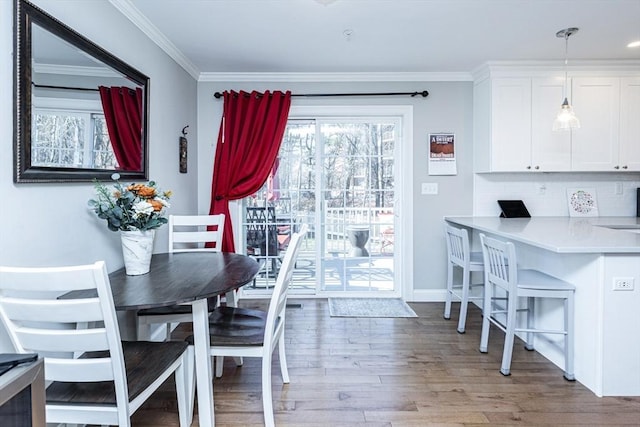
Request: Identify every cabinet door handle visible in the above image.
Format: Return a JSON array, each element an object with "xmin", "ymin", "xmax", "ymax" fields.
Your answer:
[
  {"xmin": 534, "ymin": 166, "xmax": 540, "ymax": 170},
  {"xmin": 614, "ymin": 165, "xmax": 620, "ymax": 169},
  {"xmin": 526, "ymin": 166, "xmax": 531, "ymax": 170},
  {"xmin": 622, "ymin": 165, "xmax": 628, "ymax": 169}
]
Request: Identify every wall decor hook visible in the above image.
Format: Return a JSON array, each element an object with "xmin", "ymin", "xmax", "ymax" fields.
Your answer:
[{"xmin": 181, "ymin": 125, "xmax": 189, "ymax": 137}]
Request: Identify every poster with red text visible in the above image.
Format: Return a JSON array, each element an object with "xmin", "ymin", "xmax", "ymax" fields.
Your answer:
[{"xmin": 428, "ymin": 133, "xmax": 456, "ymax": 175}]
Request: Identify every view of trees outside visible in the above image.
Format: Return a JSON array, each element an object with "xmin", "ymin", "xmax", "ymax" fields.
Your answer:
[
  {"xmin": 93, "ymin": 116, "xmax": 118, "ymax": 169},
  {"xmin": 252, "ymin": 120, "xmax": 395, "ymax": 215},
  {"xmin": 32, "ymin": 111, "xmax": 117, "ymax": 169},
  {"xmin": 320, "ymin": 122, "xmax": 395, "ymax": 210}
]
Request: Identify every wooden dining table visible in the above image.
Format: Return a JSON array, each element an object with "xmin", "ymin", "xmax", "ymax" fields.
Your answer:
[{"xmin": 103, "ymin": 252, "xmax": 259, "ymax": 427}]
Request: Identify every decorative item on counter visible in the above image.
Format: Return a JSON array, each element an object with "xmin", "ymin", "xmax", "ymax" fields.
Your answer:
[
  {"xmin": 566, "ymin": 188, "xmax": 598, "ymax": 217},
  {"xmin": 88, "ymin": 173, "xmax": 172, "ymax": 275},
  {"xmin": 179, "ymin": 125, "xmax": 188, "ymax": 173}
]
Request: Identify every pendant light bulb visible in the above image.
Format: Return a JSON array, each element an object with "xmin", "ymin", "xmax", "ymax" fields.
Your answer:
[
  {"xmin": 553, "ymin": 98, "xmax": 581, "ymax": 131},
  {"xmin": 553, "ymin": 27, "xmax": 580, "ymax": 132}
]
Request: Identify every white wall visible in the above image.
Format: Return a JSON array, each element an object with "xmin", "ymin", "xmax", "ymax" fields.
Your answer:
[
  {"xmin": 196, "ymin": 80, "xmax": 475, "ymax": 299},
  {"xmin": 1, "ymin": 1, "xmax": 199, "ymax": 348}
]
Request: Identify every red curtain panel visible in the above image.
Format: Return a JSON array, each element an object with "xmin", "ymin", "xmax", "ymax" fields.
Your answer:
[
  {"xmin": 208, "ymin": 90, "xmax": 292, "ymax": 252},
  {"xmin": 99, "ymin": 86, "xmax": 143, "ymax": 171}
]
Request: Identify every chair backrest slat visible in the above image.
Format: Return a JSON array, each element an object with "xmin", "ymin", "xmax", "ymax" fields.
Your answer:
[
  {"xmin": 445, "ymin": 224, "xmax": 471, "ymax": 267},
  {"xmin": 169, "ymin": 214, "xmax": 225, "ymax": 253},
  {"xmin": 0, "ymin": 297, "xmax": 103, "ymax": 323},
  {"xmin": 45, "ymin": 357, "xmax": 115, "ymax": 382},
  {"xmin": 264, "ymin": 224, "xmax": 308, "ymax": 347},
  {"xmin": 15, "ymin": 327, "xmax": 110, "ymax": 354},
  {"xmin": 0, "ymin": 266, "xmax": 107, "ymax": 292},
  {"xmin": 480, "ymin": 233, "xmax": 517, "ymax": 292}
]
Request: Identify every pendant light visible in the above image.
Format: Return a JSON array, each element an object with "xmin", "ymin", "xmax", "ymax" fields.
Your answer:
[{"xmin": 553, "ymin": 27, "xmax": 580, "ymax": 131}]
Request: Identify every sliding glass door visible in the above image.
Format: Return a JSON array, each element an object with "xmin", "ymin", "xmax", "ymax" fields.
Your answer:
[{"xmin": 240, "ymin": 113, "xmax": 401, "ymax": 297}]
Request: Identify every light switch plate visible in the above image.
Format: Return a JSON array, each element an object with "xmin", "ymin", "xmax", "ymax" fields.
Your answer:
[
  {"xmin": 421, "ymin": 183, "xmax": 438, "ymax": 195},
  {"xmin": 615, "ymin": 182, "xmax": 623, "ymax": 195}
]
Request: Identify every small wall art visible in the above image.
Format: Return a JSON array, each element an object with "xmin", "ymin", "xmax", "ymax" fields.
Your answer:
[
  {"xmin": 179, "ymin": 126, "xmax": 188, "ymax": 173},
  {"xmin": 428, "ymin": 133, "xmax": 456, "ymax": 175},
  {"xmin": 566, "ymin": 188, "xmax": 599, "ymax": 217}
]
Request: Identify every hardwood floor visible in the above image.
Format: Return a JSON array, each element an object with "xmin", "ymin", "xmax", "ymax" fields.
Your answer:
[{"xmin": 131, "ymin": 299, "xmax": 640, "ymax": 426}]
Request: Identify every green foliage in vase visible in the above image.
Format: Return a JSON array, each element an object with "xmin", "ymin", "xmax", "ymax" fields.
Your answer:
[{"xmin": 89, "ymin": 173, "xmax": 172, "ymax": 232}]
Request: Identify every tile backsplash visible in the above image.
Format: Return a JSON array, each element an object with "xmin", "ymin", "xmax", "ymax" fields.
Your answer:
[{"xmin": 474, "ymin": 173, "xmax": 640, "ymax": 217}]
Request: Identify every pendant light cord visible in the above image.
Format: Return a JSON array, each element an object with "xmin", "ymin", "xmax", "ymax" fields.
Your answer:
[
  {"xmin": 564, "ymin": 33, "xmax": 569, "ymax": 101},
  {"xmin": 557, "ymin": 27, "xmax": 579, "ymax": 103}
]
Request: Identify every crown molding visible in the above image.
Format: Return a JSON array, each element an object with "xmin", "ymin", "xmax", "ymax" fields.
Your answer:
[
  {"xmin": 108, "ymin": 0, "xmax": 200, "ymax": 79},
  {"xmin": 198, "ymin": 71, "xmax": 474, "ymax": 83},
  {"xmin": 472, "ymin": 60, "xmax": 640, "ymax": 80}
]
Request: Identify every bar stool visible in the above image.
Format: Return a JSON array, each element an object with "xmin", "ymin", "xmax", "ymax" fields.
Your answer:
[
  {"xmin": 478, "ymin": 233, "xmax": 575, "ymax": 380},
  {"xmin": 443, "ymin": 224, "xmax": 485, "ymax": 333}
]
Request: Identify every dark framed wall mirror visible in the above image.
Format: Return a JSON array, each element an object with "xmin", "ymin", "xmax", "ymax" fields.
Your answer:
[{"xmin": 13, "ymin": 0, "xmax": 150, "ymax": 183}]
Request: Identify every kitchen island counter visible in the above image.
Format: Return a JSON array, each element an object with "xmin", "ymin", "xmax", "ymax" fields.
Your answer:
[
  {"xmin": 444, "ymin": 216, "xmax": 640, "ymax": 253},
  {"xmin": 444, "ymin": 216, "xmax": 640, "ymax": 397}
]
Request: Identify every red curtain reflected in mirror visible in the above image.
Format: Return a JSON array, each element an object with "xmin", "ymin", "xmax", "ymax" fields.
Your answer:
[
  {"xmin": 208, "ymin": 90, "xmax": 292, "ymax": 252},
  {"xmin": 99, "ymin": 86, "xmax": 143, "ymax": 171}
]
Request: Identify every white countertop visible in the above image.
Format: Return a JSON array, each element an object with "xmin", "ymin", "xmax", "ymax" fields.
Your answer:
[{"xmin": 444, "ymin": 216, "xmax": 640, "ymax": 254}]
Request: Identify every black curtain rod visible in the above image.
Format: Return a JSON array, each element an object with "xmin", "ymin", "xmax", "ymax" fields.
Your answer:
[
  {"xmin": 213, "ymin": 90, "xmax": 429, "ymax": 99},
  {"xmin": 33, "ymin": 83, "xmax": 99, "ymax": 92}
]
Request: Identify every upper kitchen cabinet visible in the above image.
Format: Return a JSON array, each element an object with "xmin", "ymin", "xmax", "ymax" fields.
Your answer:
[
  {"xmin": 570, "ymin": 77, "xmax": 621, "ymax": 171},
  {"xmin": 473, "ymin": 75, "xmax": 570, "ymax": 173},
  {"xmin": 531, "ymin": 77, "xmax": 572, "ymax": 171},
  {"xmin": 474, "ymin": 77, "xmax": 531, "ymax": 172},
  {"xmin": 572, "ymin": 77, "xmax": 640, "ymax": 171},
  {"xmin": 473, "ymin": 63, "xmax": 640, "ymax": 173},
  {"xmin": 619, "ymin": 77, "xmax": 640, "ymax": 171}
]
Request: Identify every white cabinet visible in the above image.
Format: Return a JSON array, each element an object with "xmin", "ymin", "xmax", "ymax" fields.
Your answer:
[
  {"xmin": 531, "ymin": 78, "xmax": 572, "ymax": 171},
  {"xmin": 474, "ymin": 77, "xmax": 571, "ymax": 172},
  {"xmin": 571, "ymin": 77, "xmax": 640, "ymax": 171},
  {"xmin": 571, "ymin": 77, "xmax": 621, "ymax": 171},
  {"xmin": 474, "ymin": 67, "xmax": 640, "ymax": 174},
  {"xmin": 619, "ymin": 77, "xmax": 640, "ymax": 171},
  {"xmin": 489, "ymin": 78, "xmax": 532, "ymax": 172}
]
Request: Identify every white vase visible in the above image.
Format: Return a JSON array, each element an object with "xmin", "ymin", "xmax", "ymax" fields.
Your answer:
[{"xmin": 120, "ymin": 230, "xmax": 155, "ymax": 275}]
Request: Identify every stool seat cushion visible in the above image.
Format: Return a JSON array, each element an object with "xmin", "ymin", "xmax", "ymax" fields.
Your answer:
[{"xmin": 518, "ymin": 269, "xmax": 575, "ymax": 291}]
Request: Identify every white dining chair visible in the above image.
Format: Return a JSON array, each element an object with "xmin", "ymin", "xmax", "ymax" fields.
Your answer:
[
  {"xmin": 478, "ymin": 233, "xmax": 575, "ymax": 380},
  {"xmin": 187, "ymin": 224, "xmax": 308, "ymax": 427},
  {"xmin": 0, "ymin": 261, "xmax": 194, "ymax": 427},
  {"xmin": 443, "ymin": 223, "xmax": 485, "ymax": 333},
  {"xmin": 136, "ymin": 213, "xmax": 231, "ymax": 341}
]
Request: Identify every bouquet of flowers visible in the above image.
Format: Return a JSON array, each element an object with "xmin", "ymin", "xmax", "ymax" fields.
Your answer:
[{"xmin": 89, "ymin": 173, "xmax": 172, "ymax": 232}]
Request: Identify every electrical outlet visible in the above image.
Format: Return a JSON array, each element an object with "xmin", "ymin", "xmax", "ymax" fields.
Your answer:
[{"xmin": 613, "ymin": 277, "xmax": 635, "ymax": 291}]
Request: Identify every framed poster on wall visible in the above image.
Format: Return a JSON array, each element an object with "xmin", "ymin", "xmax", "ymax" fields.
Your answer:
[{"xmin": 428, "ymin": 133, "xmax": 456, "ymax": 175}]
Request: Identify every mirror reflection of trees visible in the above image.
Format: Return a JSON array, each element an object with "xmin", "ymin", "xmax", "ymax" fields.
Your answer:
[{"xmin": 32, "ymin": 112, "xmax": 117, "ymax": 169}]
